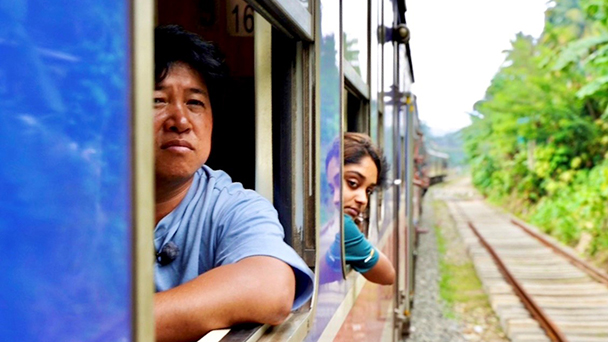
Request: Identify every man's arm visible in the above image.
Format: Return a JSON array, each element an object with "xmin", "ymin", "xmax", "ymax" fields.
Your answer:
[{"xmin": 154, "ymin": 256, "xmax": 296, "ymax": 342}]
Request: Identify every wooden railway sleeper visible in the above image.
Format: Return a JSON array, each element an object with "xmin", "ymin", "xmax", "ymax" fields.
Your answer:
[{"xmin": 467, "ymin": 221, "xmax": 569, "ymax": 342}]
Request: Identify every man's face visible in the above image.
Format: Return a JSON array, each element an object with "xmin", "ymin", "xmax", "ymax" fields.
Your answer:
[
  {"xmin": 154, "ymin": 63, "xmax": 213, "ymax": 184},
  {"xmin": 326, "ymin": 156, "xmax": 341, "ymax": 211}
]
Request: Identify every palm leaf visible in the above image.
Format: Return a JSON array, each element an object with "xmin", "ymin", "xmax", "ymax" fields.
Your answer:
[
  {"xmin": 576, "ymin": 75, "xmax": 608, "ymax": 98},
  {"xmin": 554, "ymin": 34, "xmax": 608, "ymax": 70}
]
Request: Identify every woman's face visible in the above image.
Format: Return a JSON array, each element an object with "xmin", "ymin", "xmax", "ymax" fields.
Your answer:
[{"xmin": 340, "ymin": 155, "xmax": 378, "ymax": 219}]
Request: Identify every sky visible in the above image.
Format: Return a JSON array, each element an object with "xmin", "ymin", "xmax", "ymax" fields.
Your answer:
[{"xmin": 406, "ymin": 0, "xmax": 550, "ymax": 136}]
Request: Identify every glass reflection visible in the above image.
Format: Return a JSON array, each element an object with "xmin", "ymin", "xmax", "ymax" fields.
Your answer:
[
  {"xmin": 343, "ymin": 0, "xmax": 368, "ymax": 80},
  {"xmin": 381, "ymin": 0, "xmax": 396, "ymax": 237},
  {"xmin": 305, "ymin": 0, "xmax": 345, "ymax": 341},
  {"xmin": 0, "ymin": 0, "xmax": 132, "ymax": 340}
]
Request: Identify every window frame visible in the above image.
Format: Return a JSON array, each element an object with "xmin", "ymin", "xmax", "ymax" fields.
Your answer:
[{"xmin": 245, "ymin": 0, "xmax": 313, "ymax": 41}]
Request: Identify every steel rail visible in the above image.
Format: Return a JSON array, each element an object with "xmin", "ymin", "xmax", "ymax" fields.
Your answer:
[
  {"xmin": 467, "ymin": 222, "xmax": 569, "ymax": 342},
  {"xmin": 511, "ymin": 219, "xmax": 608, "ymax": 287}
]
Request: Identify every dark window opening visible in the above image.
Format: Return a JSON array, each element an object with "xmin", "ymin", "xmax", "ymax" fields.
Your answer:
[{"xmin": 157, "ymin": 0, "xmax": 256, "ymax": 190}]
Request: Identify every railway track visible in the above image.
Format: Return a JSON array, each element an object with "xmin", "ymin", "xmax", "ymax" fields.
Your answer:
[{"xmin": 446, "ymin": 199, "xmax": 608, "ymax": 342}]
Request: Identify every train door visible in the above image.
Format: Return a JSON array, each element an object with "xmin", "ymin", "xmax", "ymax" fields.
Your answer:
[{"xmin": 0, "ymin": 0, "xmax": 154, "ymax": 341}]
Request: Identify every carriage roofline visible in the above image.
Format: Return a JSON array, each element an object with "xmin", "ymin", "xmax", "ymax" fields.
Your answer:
[{"xmin": 426, "ymin": 149, "xmax": 449, "ymax": 159}]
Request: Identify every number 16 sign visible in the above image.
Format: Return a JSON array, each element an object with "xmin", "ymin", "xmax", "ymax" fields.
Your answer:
[{"xmin": 227, "ymin": 0, "xmax": 254, "ymax": 37}]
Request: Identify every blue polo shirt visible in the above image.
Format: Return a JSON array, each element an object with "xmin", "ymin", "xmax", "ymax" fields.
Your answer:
[{"xmin": 154, "ymin": 166, "xmax": 314, "ymax": 309}]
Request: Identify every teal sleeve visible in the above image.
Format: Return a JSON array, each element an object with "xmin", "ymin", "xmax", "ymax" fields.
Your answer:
[{"xmin": 343, "ymin": 215, "xmax": 379, "ymax": 273}]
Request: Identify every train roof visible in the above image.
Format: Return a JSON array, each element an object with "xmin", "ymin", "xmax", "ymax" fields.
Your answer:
[{"xmin": 426, "ymin": 149, "xmax": 449, "ymax": 159}]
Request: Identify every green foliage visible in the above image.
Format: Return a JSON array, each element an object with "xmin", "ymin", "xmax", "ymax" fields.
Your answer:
[
  {"xmin": 464, "ymin": 0, "xmax": 608, "ymax": 260},
  {"xmin": 553, "ymin": 34, "xmax": 608, "ymax": 70},
  {"xmin": 530, "ymin": 161, "xmax": 608, "ymax": 253}
]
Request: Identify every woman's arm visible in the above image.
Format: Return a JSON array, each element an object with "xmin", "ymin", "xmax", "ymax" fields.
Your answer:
[
  {"xmin": 343, "ymin": 215, "xmax": 395, "ymax": 285},
  {"xmin": 360, "ymin": 250, "xmax": 395, "ymax": 285}
]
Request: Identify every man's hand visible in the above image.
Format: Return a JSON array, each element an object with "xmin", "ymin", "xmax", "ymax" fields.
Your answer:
[{"xmin": 154, "ymin": 256, "xmax": 295, "ymax": 342}]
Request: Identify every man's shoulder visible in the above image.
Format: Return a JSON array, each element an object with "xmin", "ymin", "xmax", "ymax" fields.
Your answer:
[
  {"xmin": 198, "ymin": 165, "xmax": 244, "ymax": 192},
  {"xmin": 197, "ymin": 165, "xmax": 270, "ymax": 208},
  {"xmin": 194, "ymin": 166, "xmax": 283, "ymax": 244}
]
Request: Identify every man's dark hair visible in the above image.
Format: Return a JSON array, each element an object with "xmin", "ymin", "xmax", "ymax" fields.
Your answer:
[{"xmin": 155, "ymin": 25, "xmax": 227, "ymax": 112}]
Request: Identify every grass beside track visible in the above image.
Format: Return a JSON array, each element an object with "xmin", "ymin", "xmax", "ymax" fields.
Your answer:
[
  {"xmin": 432, "ymin": 196, "xmax": 508, "ymax": 340},
  {"xmin": 434, "ymin": 200, "xmax": 486, "ymax": 318}
]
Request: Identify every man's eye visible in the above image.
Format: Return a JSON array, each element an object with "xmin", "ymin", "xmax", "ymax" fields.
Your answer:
[
  {"xmin": 187, "ymin": 99, "xmax": 205, "ymax": 107},
  {"xmin": 154, "ymin": 98, "xmax": 166, "ymax": 104}
]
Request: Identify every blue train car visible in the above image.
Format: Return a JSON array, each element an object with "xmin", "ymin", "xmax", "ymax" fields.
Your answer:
[{"xmin": 1, "ymin": 1, "xmax": 424, "ymax": 341}]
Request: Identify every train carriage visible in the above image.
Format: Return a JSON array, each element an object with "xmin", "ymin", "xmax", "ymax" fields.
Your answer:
[
  {"xmin": 425, "ymin": 149, "xmax": 449, "ymax": 185},
  {"xmin": 0, "ymin": 0, "xmax": 424, "ymax": 341}
]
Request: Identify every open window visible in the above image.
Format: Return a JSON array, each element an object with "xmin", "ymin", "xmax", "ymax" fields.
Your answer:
[
  {"xmin": 343, "ymin": 0, "xmax": 371, "ymax": 240},
  {"xmin": 155, "ymin": 0, "xmax": 316, "ymax": 339},
  {"xmin": 269, "ymin": 26, "xmax": 316, "ymax": 268},
  {"xmin": 156, "ymin": 0, "xmax": 315, "ymax": 266},
  {"xmin": 157, "ymin": 0, "xmax": 257, "ymax": 189}
]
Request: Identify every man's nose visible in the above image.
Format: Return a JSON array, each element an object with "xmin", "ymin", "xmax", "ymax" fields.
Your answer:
[
  {"xmin": 333, "ymin": 188, "xmax": 341, "ymax": 208},
  {"xmin": 165, "ymin": 102, "xmax": 192, "ymax": 133}
]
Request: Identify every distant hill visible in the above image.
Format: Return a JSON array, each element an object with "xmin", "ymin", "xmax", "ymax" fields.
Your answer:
[{"xmin": 421, "ymin": 124, "xmax": 467, "ymax": 167}]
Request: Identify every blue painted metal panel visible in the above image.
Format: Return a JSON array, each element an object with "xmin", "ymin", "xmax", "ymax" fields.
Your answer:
[{"xmin": 0, "ymin": 1, "xmax": 132, "ymax": 340}]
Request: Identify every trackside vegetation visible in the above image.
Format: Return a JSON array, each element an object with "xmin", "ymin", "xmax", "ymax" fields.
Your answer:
[{"xmin": 464, "ymin": 0, "xmax": 608, "ymax": 266}]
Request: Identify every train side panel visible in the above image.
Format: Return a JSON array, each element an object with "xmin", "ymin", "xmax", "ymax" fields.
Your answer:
[
  {"xmin": 0, "ymin": 1, "xmax": 135, "ymax": 340},
  {"xmin": 313, "ymin": 0, "xmax": 415, "ymax": 340}
]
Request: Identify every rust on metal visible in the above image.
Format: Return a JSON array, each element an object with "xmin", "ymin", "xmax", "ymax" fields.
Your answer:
[
  {"xmin": 467, "ymin": 222, "xmax": 569, "ymax": 342},
  {"xmin": 511, "ymin": 219, "xmax": 608, "ymax": 287}
]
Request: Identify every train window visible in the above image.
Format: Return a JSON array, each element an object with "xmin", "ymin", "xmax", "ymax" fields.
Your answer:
[
  {"xmin": 344, "ymin": 86, "xmax": 371, "ymax": 237},
  {"xmin": 153, "ymin": 3, "xmax": 316, "ymax": 341},
  {"xmin": 270, "ymin": 25, "xmax": 316, "ymax": 267},
  {"xmin": 343, "ymin": 0, "xmax": 370, "ymax": 102},
  {"xmin": 343, "ymin": 0, "xmax": 369, "ymax": 83},
  {"xmin": 156, "ymin": 1, "xmax": 315, "ymax": 264},
  {"xmin": 246, "ymin": 0, "xmax": 313, "ymax": 40},
  {"xmin": 343, "ymin": 0, "xmax": 371, "ymax": 239},
  {"xmin": 157, "ymin": 0, "xmax": 256, "ymax": 189},
  {"xmin": 345, "ymin": 88, "xmax": 370, "ymax": 133},
  {"xmin": 380, "ymin": 0, "xmax": 397, "ymax": 235},
  {"xmin": 377, "ymin": 110, "xmax": 386, "ymax": 225}
]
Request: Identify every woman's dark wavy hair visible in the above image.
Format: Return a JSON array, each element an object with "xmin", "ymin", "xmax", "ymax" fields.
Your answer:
[
  {"xmin": 325, "ymin": 132, "xmax": 390, "ymax": 188},
  {"xmin": 155, "ymin": 25, "xmax": 227, "ymax": 113}
]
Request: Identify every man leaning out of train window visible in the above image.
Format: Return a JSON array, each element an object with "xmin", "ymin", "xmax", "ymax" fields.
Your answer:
[
  {"xmin": 325, "ymin": 133, "xmax": 396, "ymax": 285},
  {"xmin": 152, "ymin": 25, "xmax": 314, "ymax": 342}
]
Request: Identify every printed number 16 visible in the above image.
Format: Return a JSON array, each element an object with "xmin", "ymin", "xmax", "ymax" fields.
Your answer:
[{"xmin": 232, "ymin": 4, "xmax": 254, "ymax": 33}]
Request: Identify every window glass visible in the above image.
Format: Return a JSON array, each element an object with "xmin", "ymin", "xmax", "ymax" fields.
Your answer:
[
  {"xmin": 343, "ymin": 0, "xmax": 369, "ymax": 81},
  {"xmin": 0, "ymin": 0, "xmax": 132, "ymax": 340},
  {"xmin": 381, "ymin": 0, "xmax": 395, "ymax": 237},
  {"xmin": 307, "ymin": 0, "xmax": 345, "ymax": 339}
]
